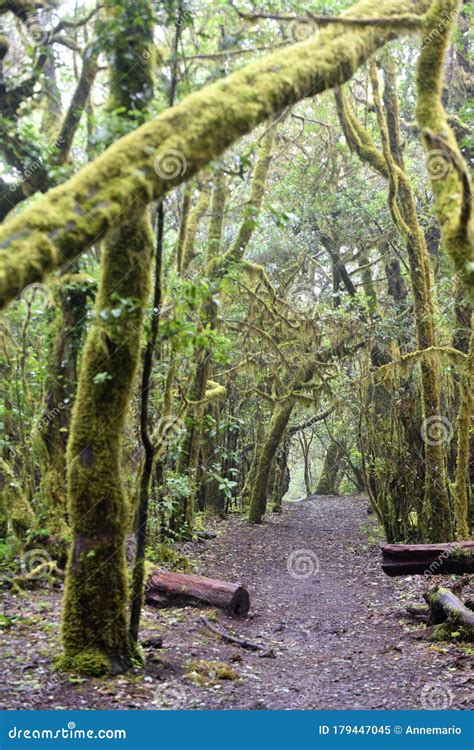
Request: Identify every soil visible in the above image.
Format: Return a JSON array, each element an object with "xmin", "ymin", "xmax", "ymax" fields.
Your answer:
[{"xmin": 1, "ymin": 494, "xmax": 473, "ymax": 710}]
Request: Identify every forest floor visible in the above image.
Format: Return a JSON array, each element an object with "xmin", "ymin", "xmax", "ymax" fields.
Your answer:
[{"xmin": 1, "ymin": 494, "xmax": 473, "ymax": 711}]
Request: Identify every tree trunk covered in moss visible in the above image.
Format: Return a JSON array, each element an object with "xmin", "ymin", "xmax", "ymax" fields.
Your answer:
[
  {"xmin": 37, "ymin": 274, "xmax": 93, "ymax": 552},
  {"xmin": 415, "ymin": 0, "xmax": 474, "ymax": 305},
  {"xmin": 60, "ymin": 212, "xmax": 153, "ymax": 675},
  {"xmin": 381, "ymin": 61, "xmax": 452, "ymax": 541},
  {"xmin": 0, "ymin": 0, "xmax": 435, "ymax": 312},
  {"xmin": 315, "ymin": 440, "xmax": 344, "ymax": 495},
  {"xmin": 241, "ymin": 408, "xmax": 264, "ymax": 507},
  {"xmin": 272, "ymin": 436, "xmax": 289, "ymax": 513},
  {"xmin": 249, "ymin": 399, "xmax": 294, "ymax": 524},
  {"xmin": 60, "ymin": 0, "xmax": 155, "ymax": 675},
  {"xmin": 176, "ymin": 171, "xmax": 227, "ymax": 531}
]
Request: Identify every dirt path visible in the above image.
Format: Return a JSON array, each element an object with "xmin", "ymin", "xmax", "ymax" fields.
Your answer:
[{"xmin": 1, "ymin": 494, "xmax": 473, "ymax": 710}]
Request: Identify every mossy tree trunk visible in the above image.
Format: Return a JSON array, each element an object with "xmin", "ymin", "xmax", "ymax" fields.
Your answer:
[
  {"xmin": 60, "ymin": 212, "xmax": 153, "ymax": 675},
  {"xmin": 315, "ymin": 440, "xmax": 345, "ymax": 495},
  {"xmin": 248, "ymin": 399, "xmax": 294, "ymax": 524},
  {"xmin": 60, "ymin": 0, "xmax": 155, "ymax": 675},
  {"xmin": 37, "ymin": 274, "xmax": 93, "ymax": 553},
  {"xmin": 335, "ymin": 56, "xmax": 453, "ymax": 541}
]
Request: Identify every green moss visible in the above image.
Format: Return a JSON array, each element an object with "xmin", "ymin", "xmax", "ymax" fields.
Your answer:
[
  {"xmin": 0, "ymin": 458, "xmax": 35, "ymax": 540},
  {"xmin": 185, "ymin": 659, "xmax": 239, "ymax": 686},
  {"xmin": 146, "ymin": 544, "xmax": 190, "ymax": 572},
  {"xmin": 56, "ymin": 648, "xmax": 112, "ymax": 677}
]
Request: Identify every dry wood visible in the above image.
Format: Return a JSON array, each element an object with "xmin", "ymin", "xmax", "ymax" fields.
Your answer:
[
  {"xmin": 199, "ymin": 616, "xmax": 266, "ymax": 651},
  {"xmin": 146, "ymin": 569, "xmax": 250, "ymax": 617},
  {"xmin": 380, "ymin": 541, "xmax": 474, "ymax": 576}
]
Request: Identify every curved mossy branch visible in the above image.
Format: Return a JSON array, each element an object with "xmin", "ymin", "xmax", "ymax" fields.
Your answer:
[
  {"xmin": 415, "ymin": 0, "xmax": 474, "ymax": 303},
  {"xmin": 222, "ymin": 128, "xmax": 275, "ymax": 267},
  {"xmin": 0, "ymin": 0, "xmax": 432, "ymax": 310}
]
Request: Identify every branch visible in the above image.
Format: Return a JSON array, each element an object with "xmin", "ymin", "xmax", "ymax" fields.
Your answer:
[
  {"xmin": 415, "ymin": 0, "xmax": 474, "ymax": 303},
  {"xmin": 288, "ymin": 405, "xmax": 335, "ymax": 435},
  {"xmin": 0, "ymin": 0, "xmax": 432, "ymax": 310}
]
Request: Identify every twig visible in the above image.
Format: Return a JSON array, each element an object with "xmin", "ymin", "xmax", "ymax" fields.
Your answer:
[{"xmin": 200, "ymin": 616, "xmax": 267, "ymax": 651}]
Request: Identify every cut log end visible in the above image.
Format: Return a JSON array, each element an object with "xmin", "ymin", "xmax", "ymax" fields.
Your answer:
[{"xmin": 230, "ymin": 585, "xmax": 250, "ymax": 617}]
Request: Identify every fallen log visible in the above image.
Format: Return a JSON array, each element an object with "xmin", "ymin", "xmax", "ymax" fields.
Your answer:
[
  {"xmin": 146, "ymin": 569, "xmax": 250, "ymax": 617},
  {"xmin": 380, "ymin": 541, "xmax": 474, "ymax": 577},
  {"xmin": 424, "ymin": 586, "xmax": 474, "ymax": 641}
]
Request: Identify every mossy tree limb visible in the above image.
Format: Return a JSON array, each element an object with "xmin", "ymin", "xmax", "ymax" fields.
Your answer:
[
  {"xmin": 415, "ymin": 0, "xmax": 474, "ymax": 304},
  {"xmin": 0, "ymin": 0, "xmax": 433, "ymax": 311}
]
